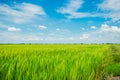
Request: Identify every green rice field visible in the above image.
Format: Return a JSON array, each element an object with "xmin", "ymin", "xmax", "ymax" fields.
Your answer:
[{"xmin": 0, "ymin": 44, "xmax": 120, "ymax": 80}]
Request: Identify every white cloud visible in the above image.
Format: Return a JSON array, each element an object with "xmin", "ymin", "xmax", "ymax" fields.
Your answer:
[
  {"xmin": 0, "ymin": 23, "xmax": 120, "ymax": 43},
  {"xmin": 91, "ymin": 26, "xmax": 97, "ymax": 29},
  {"xmin": 80, "ymin": 34, "xmax": 89, "ymax": 39},
  {"xmin": 65, "ymin": 24, "xmax": 120, "ymax": 43},
  {"xmin": 0, "ymin": 3, "xmax": 46, "ymax": 24},
  {"xmin": 99, "ymin": 0, "xmax": 120, "ymax": 11},
  {"xmin": 56, "ymin": 28, "xmax": 60, "ymax": 31},
  {"xmin": 0, "ymin": 23, "xmax": 22, "ymax": 32},
  {"xmin": 57, "ymin": 0, "xmax": 92, "ymax": 18},
  {"xmin": 16, "ymin": 3, "xmax": 46, "ymax": 15},
  {"xmin": 58, "ymin": 0, "xmax": 83, "ymax": 13},
  {"xmin": 98, "ymin": 0, "xmax": 120, "ymax": 22},
  {"xmin": 8, "ymin": 27, "xmax": 21, "ymax": 32},
  {"xmin": 100, "ymin": 24, "xmax": 120, "ymax": 32},
  {"xmin": 38, "ymin": 25, "xmax": 47, "ymax": 30},
  {"xmin": 80, "ymin": 24, "xmax": 120, "ymax": 43},
  {"xmin": 57, "ymin": 0, "xmax": 120, "ymax": 21}
]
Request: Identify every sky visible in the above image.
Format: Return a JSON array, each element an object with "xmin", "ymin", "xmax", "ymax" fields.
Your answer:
[{"xmin": 0, "ymin": 0, "xmax": 120, "ymax": 43}]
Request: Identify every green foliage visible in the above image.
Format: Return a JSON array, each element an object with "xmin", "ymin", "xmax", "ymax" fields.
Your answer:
[
  {"xmin": 104, "ymin": 45, "xmax": 120, "ymax": 77},
  {"xmin": 0, "ymin": 44, "xmax": 119, "ymax": 80},
  {"xmin": 105, "ymin": 63, "xmax": 120, "ymax": 76},
  {"xmin": 110, "ymin": 45, "xmax": 120, "ymax": 63}
]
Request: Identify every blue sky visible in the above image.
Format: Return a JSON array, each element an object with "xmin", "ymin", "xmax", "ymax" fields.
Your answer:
[{"xmin": 0, "ymin": 0, "xmax": 120, "ymax": 43}]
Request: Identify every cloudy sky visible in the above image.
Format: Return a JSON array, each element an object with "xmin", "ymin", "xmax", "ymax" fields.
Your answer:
[{"xmin": 0, "ymin": 0, "xmax": 120, "ymax": 43}]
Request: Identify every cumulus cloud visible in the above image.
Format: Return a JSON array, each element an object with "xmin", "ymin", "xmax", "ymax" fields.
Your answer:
[
  {"xmin": 38, "ymin": 25, "xmax": 47, "ymax": 30},
  {"xmin": 91, "ymin": 26, "xmax": 97, "ymax": 29},
  {"xmin": 65, "ymin": 24, "xmax": 120, "ymax": 43},
  {"xmin": 0, "ymin": 3, "xmax": 46, "ymax": 24},
  {"xmin": 57, "ymin": 0, "xmax": 92, "ymax": 18},
  {"xmin": 98, "ymin": 0, "xmax": 120, "ymax": 22},
  {"xmin": 0, "ymin": 23, "xmax": 21, "ymax": 32},
  {"xmin": 82, "ymin": 24, "xmax": 120, "ymax": 43},
  {"xmin": 8, "ymin": 27, "xmax": 21, "ymax": 32},
  {"xmin": 100, "ymin": 24, "xmax": 120, "ymax": 32},
  {"xmin": 0, "ymin": 23, "xmax": 120, "ymax": 43}
]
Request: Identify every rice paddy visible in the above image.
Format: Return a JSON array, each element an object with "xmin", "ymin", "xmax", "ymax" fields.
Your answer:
[{"xmin": 0, "ymin": 44, "xmax": 120, "ymax": 80}]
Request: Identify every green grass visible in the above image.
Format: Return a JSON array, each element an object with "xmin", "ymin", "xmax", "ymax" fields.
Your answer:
[{"xmin": 0, "ymin": 44, "xmax": 120, "ymax": 80}]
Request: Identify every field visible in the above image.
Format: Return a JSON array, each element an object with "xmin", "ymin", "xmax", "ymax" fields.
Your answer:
[{"xmin": 0, "ymin": 44, "xmax": 120, "ymax": 80}]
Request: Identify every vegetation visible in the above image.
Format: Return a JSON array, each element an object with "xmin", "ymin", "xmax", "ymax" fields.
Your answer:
[{"xmin": 0, "ymin": 44, "xmax": 120, "ymax": 80}]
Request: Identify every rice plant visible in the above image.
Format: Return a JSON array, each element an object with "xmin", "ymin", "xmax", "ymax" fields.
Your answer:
[{"xmin": 0, "ymin": 44, "xmax": 119, "ymax": 80}]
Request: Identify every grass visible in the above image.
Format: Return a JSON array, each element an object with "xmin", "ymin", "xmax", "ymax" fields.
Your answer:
[{"xmin": 0, "ymin": 44, "xmax": 120, "ymax": 80}]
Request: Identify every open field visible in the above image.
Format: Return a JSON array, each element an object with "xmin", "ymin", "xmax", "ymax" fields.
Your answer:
[{"xmin": 0, "ymin": 44, "xmax": 120, "ymax": 80}]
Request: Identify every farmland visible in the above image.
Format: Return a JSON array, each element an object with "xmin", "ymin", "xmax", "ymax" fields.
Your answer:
[{"xmin": 0, "ymin": 44, "xmax": 120, "ymax": 80}]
